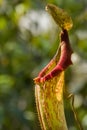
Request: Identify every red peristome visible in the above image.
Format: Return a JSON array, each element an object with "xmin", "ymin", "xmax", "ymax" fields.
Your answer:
[
  {"xmin": 40, "ymin": 65, "xmax": 63, "ymax": 83},
  {"xmin": 58, "ymin": 30, "xmax": 73, "ymax": 69},
  {"xmin": 34, "ymin": 29, "xmax": 73, "ymax": 83},
  {"xmin": 34, "ymin": 77, "xmax": 40, "ymax": 83}
]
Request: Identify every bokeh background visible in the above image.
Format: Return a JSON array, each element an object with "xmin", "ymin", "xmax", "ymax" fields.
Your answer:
[{"xmin": 0, "ymin": 0, "xmax": 87, "ymax": 130}]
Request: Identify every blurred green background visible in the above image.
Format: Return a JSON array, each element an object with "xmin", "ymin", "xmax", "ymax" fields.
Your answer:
[{"xmin": 0, "ymin": 0, "xmax": 87, "ymax": 130}]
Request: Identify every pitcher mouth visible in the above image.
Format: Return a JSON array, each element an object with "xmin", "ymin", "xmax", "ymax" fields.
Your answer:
[{"xmin": 34, "ymin": 30, "xmax": 73, "ymax": 84}]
